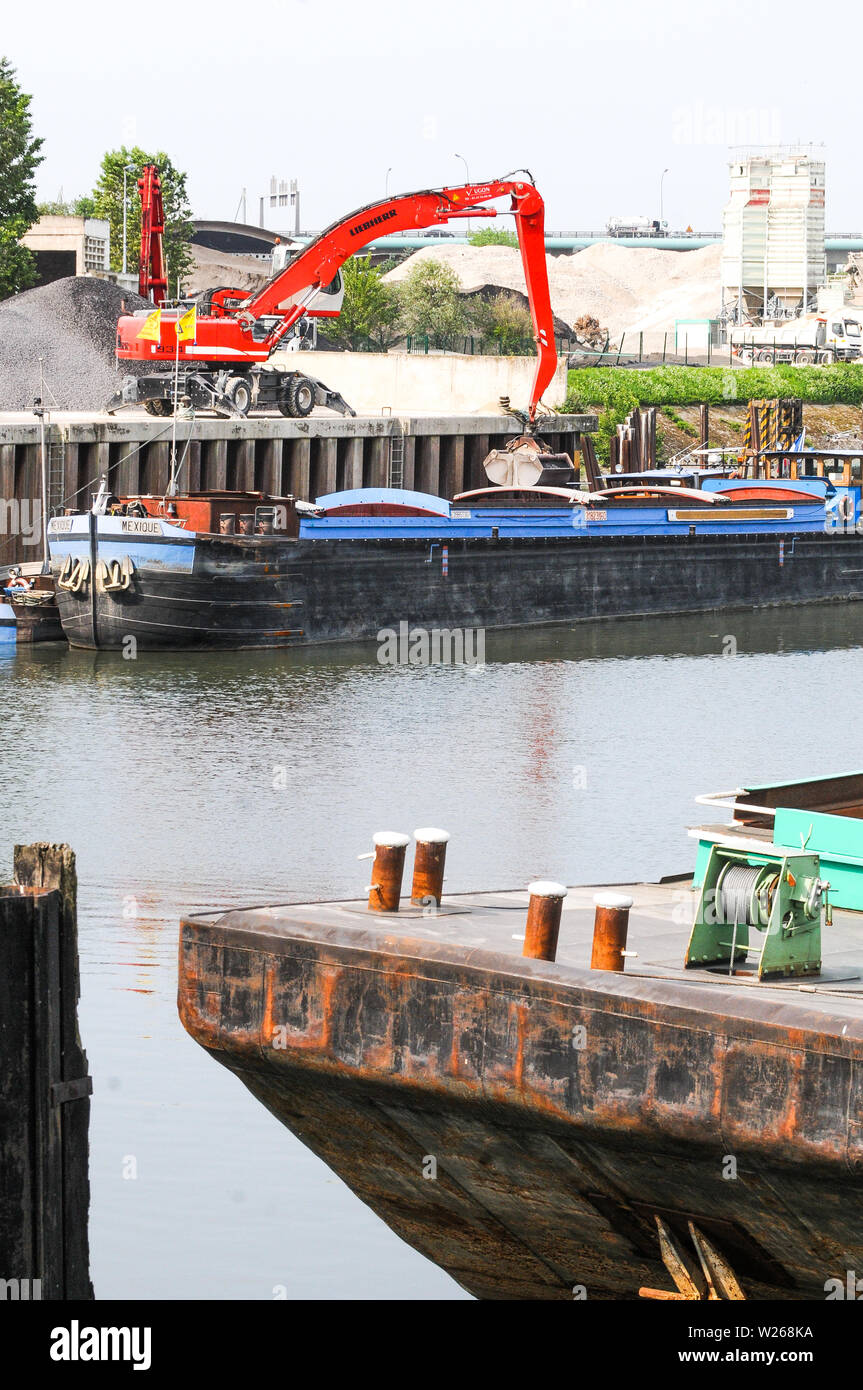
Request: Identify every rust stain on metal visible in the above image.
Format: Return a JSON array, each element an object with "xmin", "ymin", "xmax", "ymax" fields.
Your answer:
[
  {"xmin": 514, "ymin": 1002, "xmax": 526, "ymax": 1089},
  {"xmin": 262, "ymin": 963, "xmax": 275, "ymax": 1046},
  {"xmin": 177, "ymin": 904, "xmax": 863, "ymax": 1301}
]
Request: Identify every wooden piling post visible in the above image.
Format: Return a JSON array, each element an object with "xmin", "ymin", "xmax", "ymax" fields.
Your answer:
[
  {"xmin": 0, "ymin": 844, "xmax": 92, "ymax": 1299},
  {"xmin": 700, "ymin": 404, "xmax": 709, "ymax": 451}
]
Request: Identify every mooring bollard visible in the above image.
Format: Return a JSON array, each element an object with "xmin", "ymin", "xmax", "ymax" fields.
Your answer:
[
  {"xmin": 219, "ymin": 513, "xmax": 236, "ymax": 535},
  {"xmin": 238, "ymin": 513, "xmax": 255, "ymax": 536},
  {"xmin": 411, "ymin": 828, "xmax": 450, "ymax": 906},
  {"xmin": 367, "ymin": 832, "xmax": 410, "ymax": 912},
  {"xmin": 590, "ymin": 892, "xmax": 634, "ymax": 971},
  {"xmin": 523, "ymin": 880, "xmax": 567, "ymax": 961}
]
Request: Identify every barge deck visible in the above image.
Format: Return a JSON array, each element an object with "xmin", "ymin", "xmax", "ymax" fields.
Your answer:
[{"xmin": 179, "ymin": 870, "xmax": 863, "ymax": 1300}]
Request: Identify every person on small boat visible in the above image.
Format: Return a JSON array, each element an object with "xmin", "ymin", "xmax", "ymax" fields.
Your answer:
[{"xmin": 5, "ymin": 567, "xmax": 31, "ymax": 591}]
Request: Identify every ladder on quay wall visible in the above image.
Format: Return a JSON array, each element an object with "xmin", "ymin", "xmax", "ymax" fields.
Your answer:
[
  {"xmin": 388, "ymin": 419, "xmax": 405, "ymax": 489},
  {"xmin": 46, "ymin": 430, "xmax": 66, "ymax": 516}
]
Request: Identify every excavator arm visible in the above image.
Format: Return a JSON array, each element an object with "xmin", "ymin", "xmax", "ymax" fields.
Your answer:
[{"xmin": 240, "ymin": 175, "xmax": 557, "ymax": 421}]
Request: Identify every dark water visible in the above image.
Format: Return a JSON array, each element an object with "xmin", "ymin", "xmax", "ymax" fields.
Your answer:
[{"xmin": 3, "ymin": 601, "xmax": 863, "ymax": 1298}]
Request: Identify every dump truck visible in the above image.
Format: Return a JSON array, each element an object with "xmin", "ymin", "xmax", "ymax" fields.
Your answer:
[{"xmin": 732, "ymin": 313, "xmax": 863, "ymax": 364}]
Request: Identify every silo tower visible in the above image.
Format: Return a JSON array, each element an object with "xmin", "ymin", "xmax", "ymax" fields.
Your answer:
[{"xmin": 720, "ymin": 147, "xmax": 826, "ymax": 323}]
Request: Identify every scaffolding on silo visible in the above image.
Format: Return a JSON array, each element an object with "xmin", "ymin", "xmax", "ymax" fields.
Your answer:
[{"xmin": 720, "ymin": 145, "xmax": 827, "ymax": 325}]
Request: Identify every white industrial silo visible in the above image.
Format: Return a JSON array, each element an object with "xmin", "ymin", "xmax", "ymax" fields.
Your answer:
[{"xmin": 721, "ymin": 148, "xmax": 826, "ymax": 322}]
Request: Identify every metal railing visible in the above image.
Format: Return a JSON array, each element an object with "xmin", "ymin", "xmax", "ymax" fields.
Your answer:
[
  {"xmin": 404, "ymin": 334, "xmax": 576, "ymax": 356},
  {"xmin": 567, "ymin": 330, "xmax": 853, "ymax": 368}
]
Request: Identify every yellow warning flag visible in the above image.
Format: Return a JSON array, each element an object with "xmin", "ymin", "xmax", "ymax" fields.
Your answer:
[
  {"xmin": 136, "ymin": 308, "xmax": 162, "ymax": 342},
  {"xmin": 176, "ymin": 305, "xmax": 197, "ymax": 343}
]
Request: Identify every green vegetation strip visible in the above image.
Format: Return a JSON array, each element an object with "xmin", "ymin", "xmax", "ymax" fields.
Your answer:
[{"xmin": 564, "ymin": 365, "xmax": 863, "ymax": 458}]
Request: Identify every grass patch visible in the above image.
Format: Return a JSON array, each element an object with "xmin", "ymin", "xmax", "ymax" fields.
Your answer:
[{"xmin": 661, "ymin": 406, "xmax": 698, "ymax": 437}]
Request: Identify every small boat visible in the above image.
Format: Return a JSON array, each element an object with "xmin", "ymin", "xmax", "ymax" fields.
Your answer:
[
  {"xmin": 0, "ymin": 600, "xmax": 16, "ymax": 645},
  {"xmin": 179, "ymin": 772, "xmax": 863, "ymax": 1301},
  {"xmin": 0, "ymin": 565, "xmax": 65, "ymax": 645}
]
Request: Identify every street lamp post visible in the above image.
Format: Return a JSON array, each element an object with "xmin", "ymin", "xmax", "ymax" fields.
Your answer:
[
  {"xmin": 122, "ymin": 163, "xmax": 136, "ymax": 277},
  {"xmin": 660, "ymin": 167, "xmax": 669, "ymax": 227},
  {"xmin": 455, "ymin": 153, "xmax": 470, "ymax": 232},
  {"xmin": 385, "ymin": 167, "xmax": 392, "ymax": 199}
]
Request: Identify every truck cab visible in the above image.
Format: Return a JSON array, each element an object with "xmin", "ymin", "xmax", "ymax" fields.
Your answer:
[{"xmin": 815, "ymin": 315, "xmax": 862, "ymax": 360}]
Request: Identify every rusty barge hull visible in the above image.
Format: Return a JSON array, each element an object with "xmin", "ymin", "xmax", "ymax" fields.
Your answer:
[{"xmin": 178, "ymin": 884, "xmax": 863, "ymax": 1301}]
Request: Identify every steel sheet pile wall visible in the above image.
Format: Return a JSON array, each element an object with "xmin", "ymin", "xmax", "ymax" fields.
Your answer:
[{"xmin": 0, "ymin": 413, "xmax": 594, "ymax": 565}]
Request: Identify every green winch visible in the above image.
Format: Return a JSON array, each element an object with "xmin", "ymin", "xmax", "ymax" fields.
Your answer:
[{"xmin": 685, "ymin": 845, "xmax": 828, "ymax": 980}]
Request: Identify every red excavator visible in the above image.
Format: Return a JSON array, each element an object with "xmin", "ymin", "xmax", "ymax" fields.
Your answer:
[{"xmin": 107, "ymin": 171, "xmax": 558, "ymax": 426}]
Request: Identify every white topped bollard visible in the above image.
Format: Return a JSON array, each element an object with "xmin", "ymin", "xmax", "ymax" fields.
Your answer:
[
  {"xmin": 367, "ymin": 832, "xmax": 411, "ymax": 913},
  {"xmin": 523, "ymin": 880, "xmax": 568, "ymax": 961},
  {"xmin": 411, "ymin": 828, "xmax": 450, "ymax": 907},
  {"xmin": 590, "ymin": 892, "xmax": 634, "ymax": 972}
]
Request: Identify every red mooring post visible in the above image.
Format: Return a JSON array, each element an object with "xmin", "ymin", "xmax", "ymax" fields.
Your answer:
[
  {"xmin": 590, "ymin": 892, "xmax": 633, "ymax": 971},
  {"xmin": 522, "ymin": 880, "xmax": 567, "ymax": 961}
]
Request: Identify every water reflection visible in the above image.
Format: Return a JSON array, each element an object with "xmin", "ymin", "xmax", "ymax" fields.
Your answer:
[{"xmin": 2, "ymin": 601, "xmax": 863, "ymax": 1297}]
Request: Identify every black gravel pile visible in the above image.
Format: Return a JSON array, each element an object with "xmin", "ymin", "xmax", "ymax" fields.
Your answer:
[{"xmin": 0, "ymin": 277, "xmax": 150, "ymax": 411}]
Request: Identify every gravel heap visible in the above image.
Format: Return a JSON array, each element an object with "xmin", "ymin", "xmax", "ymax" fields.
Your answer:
[
  {"xmin": 384, "ymin": 241, "xmax": 724, "ymax": 338},
  {"xmin": 0, "ymin": 276, "xmax": 150, "ymax": 411}
]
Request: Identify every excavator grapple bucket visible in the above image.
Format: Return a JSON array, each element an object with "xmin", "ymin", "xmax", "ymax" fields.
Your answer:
[{"xmin": 482, "ymin": 434, "xmax": 576, "ymax": 488}]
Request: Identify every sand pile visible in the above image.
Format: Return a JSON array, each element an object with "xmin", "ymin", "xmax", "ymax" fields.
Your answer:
[
  {"xmin": 0, "ymin": 277, "xmax": 150, "ymax": 411},
  {"xmin": 384, "ymin": 241, "xmax": 723, "ymax": 337},
  {"xmin": 186, "ymin": 245, "xmax": 270, "ymax": 298}
]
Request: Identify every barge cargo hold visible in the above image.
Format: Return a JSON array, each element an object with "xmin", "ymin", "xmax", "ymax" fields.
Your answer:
[{"xmin": 178, "ymin": 778, "xmax": 863, "ymax": 1301}]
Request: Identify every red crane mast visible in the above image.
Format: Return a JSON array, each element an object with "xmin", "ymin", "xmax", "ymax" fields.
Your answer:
[{"xmin": 137, "ymin": 164, "xmax": 167, "ymax": 305}]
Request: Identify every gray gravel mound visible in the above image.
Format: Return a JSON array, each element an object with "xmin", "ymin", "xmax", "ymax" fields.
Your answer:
[{"xmin": 0, "ymin": 277, "xmax": 150, "ymax": 411}]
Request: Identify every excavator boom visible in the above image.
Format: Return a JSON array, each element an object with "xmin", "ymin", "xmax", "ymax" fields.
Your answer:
[{"xmin": 243, "ymin": 177, "xmax": 556, "ymax": 419}]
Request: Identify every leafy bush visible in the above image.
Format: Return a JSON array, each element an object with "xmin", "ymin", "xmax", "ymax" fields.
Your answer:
[
  {"xmin": 468, "ymin": 293, "xmax": 534, "ymax": 354},
  {"xmin": 398, "ymin": 260, "xmax": 467, "ymax": 342},
  {"xmin": 468, "ymin": 228, "xmax": 519, "ymax": 248},
  {"xmin": 324, "ymin": 255, "xmax": 401, "ymax": 350},
  {"xmin": 37, "ymin": 195, "xmax": 95, "ymax": 217}
]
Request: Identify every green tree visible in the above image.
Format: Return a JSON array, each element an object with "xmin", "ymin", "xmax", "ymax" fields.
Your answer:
[
  {"xmin": 324, "ymin": 255, "xmax": 401, "ymax": 350},
  {"xmin": 397, "ymin": 260, "xmax": 467, "ymax": 344},
  {"xmin": 0, "ymin": 56, "xmax": 44, "ymax": 298},
  {"xmin": 92, "ymin": 147, "xmax": 195, "ymax": 289},
  {"xmin": 468, "ymin": 228, "xmax": 518, "ymax": 248},
  {"xmin": 469, "ymin": 292, "xmax": 534, "ymax": 354},
  {"xmin": 36, "ymin": 194, "xmax": 96, "ymax": 217}
]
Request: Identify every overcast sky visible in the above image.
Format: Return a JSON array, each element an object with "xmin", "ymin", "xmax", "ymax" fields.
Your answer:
[{"xmin": 4, "ymin": 0, "xmax": 856, "ymax": 234}]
